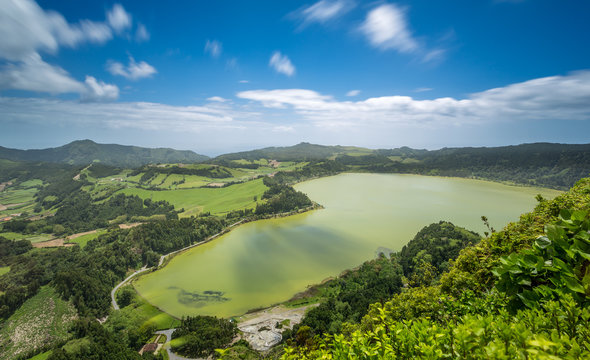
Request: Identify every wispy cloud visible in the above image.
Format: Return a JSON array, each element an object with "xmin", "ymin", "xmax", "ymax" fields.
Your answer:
[
  {"xmin": 414, "ymin": 87, "xmax": 433, "ymax": 93},
  {"xmin": 107, "ymin": 56, "xmax": 157, "ymax": 80},
  {"xmin": 346, "ymin": 89, "xmax": 361, "ymax": 97},
  {"xmin": 207, "ymin": 96, "xmax": 229, "ymax": 103},
  {"xmin": 107, "ymin": 4, "xmax": 132, "ymax": 33},
  {"xmin": 204, "ymin": 39, "xmax": 222, "ymax": 58},
  {"xmin": 238, "ymin": 71, "xmax": 590, "ymax": 126},
  {"xmin": 294, "ymin": 0, "xmax": 355, "ymax": 27},
  {"xmin": 269, "ymin": 51, "xmax": 296, "ymax": 77},
  {"xmin": 135, "ymin": 23, "xmax": 150, "ymax": 42}
]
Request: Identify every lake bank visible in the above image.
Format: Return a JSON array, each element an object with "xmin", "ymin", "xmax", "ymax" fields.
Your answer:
[{"xmin": 133, "ymin": 173, "xmax": 561, "ymax": 318}]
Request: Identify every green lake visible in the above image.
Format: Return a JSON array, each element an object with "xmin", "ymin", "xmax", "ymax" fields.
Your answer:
[{"xmin": 134, "ymin": 174, "xmax": 561, "ymax": 318}]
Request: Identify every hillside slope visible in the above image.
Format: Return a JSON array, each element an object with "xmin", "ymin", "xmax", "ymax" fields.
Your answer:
[{"xmin": 0, "ymin": 140, "xmax": 209, "ymax": 167}]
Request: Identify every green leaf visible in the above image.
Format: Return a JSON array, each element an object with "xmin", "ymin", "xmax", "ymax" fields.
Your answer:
[
  {"xmin": 546, "ymin": 224, "xmax": 566, "ymax": 242},
  {"xmin": 535, "ymin": 236, "xmax": 551, "ymax": 249},
  {"xmin": 562, "ymin": 276, "xmax": 585, "ymax": 294},
  {"xmin": 560, "ymin": 209, "xmax": 572, "ymax": 220},
  {"xmin": 571, "ymin": 210, "xmax": 588, "ymax": 222}
]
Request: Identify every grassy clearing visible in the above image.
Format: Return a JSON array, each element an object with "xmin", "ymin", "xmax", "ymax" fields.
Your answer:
[
  {"xmin": 0, "ymin": 232, "xmax": 54, "ymax": 243},
  {"xmin": 67, "ymin": 229, "xmax": 106, "ymax": 248},
  {"xmin": 0, "ymin": 266, "xmax": 10, "ymax": 276},
  {"xmin": 106, "ymin": 286, "xmax": 180, "ymax": 332},
  {"xmin": 0, "ymin": 286, "xmax": 77, "ymax": 360},
  {"xmin": 27, "ymin": 350, "xmax": 53, "ymax": 360},
  {"xmin": 117, "ymin": 178, "xmax": 267, "ymax": 216}
]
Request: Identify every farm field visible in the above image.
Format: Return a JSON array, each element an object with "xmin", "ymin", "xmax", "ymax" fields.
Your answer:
[
  {"xmin": 117, "ymin": 178, "xmax": 267, "ymax": 216},
  {"xmin": 66, "ymin": 229, "xmax": 107, "ymax": 248}
]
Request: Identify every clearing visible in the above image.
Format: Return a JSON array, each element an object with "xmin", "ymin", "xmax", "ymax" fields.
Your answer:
[{"xmin": 0, "ymin": 286, "xmax": 77, "ymax": 360}]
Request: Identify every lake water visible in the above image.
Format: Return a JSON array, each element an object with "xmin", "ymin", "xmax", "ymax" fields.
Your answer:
[{"xmin": 134, "ymin": 174, "xmax": 561, "ymax": 318}]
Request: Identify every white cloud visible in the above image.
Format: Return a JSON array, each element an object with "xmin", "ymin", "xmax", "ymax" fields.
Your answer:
[
  {"xmin": 0, "ymin": 53, "xmax": 85, "ymax": 94},
  {"xmin": 204, "ymin": 39, "xmax": 222, "ymax": 58},
  {"xmin": 346, "ymin": 89, "xmax": 360, "ymax": 97},
  {"xmin": 207, "ymin": 96, "xmax": 229, "ymax": 102},
  {"xmin": 107, "ymin": 56, "xmax": 157, "ymax": 80},
  {"xmin": 0, "ymin": 53, "xmax": 118, "ymax": 100},
  {"xmin": 107, "ymin": 4, "xmax": 132, "ymax": 33},
  {"xmin": 269, "ymin": 51, "xmax": 296, "ymax": 77},
  {"xmin": 360, "ymin": 4, "xmax": 418, "ymax": 53},
  {"xmin": 82, "ymin": 76, "xmax": 119, "ymax": 102},
  {"xmin": 238, "ymin": 71, "xmax": 590, "ymax": 126},
  {"xmin": 135, "ymin": 23, "xmax": 150, "ymax": 42},
  {"xmin": 414, "ymin": 87, "xmax": 433, "ymax": 92},
  {"xmin": 0, "ymin": 97, "xmax": 255, "ymax": 133},
  {"xmin": 299, "ymin": 0, "xmax": 355, "ymax": 25},
  {"xmin": 239, "ymin": 80, "xmax": 249, "ymax": 83},
  {"xmin": 0, "ymin": 0, "xmax": 117, "ymax": 61}
]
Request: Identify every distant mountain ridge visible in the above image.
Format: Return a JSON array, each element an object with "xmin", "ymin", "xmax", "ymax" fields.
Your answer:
[
  {"xmin": 0, "ymin": 140, "xmax": 209, "ymax": 167},
  {"xmin": 214, "ymin": 142, "xmax": 373, "ymax": 161}
]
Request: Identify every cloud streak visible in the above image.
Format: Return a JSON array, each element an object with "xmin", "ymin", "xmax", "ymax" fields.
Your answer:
[{"xmin": 238, "ymin": 71, "xmax": 590, "ymax": 127}]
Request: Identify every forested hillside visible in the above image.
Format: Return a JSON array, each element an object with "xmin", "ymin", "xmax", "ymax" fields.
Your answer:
[{"xmin": 0, "ymin": 140, "xmax": 209, "ymax": 167}]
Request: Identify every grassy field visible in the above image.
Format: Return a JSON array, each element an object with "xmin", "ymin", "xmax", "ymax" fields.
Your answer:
[
  {"xmin": 117, "ymin": 178, "xmax": 267, "ymax": 216},
  {"xmin": 0, "ymin": 266, "xmax": 10, "ymax": 277},
  {"xmin": 0, "ymin": 232, "xmax": 54, "ymax": 243},
  {"xmin": 107, "ymin": 285, "xmax": 180, "ymax": 332},
  {"xmin": 67, "ymin": 229, "xmax": 107, "ymax": 248},
  {"xmin": 0, "ymin": 286, "xmax": 77, "ymax": 360},
  {"xmin": 27, "ymin": 350, "xmax": 52, "ymax": 360}
]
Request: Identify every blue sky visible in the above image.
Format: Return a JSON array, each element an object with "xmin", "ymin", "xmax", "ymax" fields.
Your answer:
[{"xmin": 1, "ymin": 0, "xmax": 589, "ymax": 155}]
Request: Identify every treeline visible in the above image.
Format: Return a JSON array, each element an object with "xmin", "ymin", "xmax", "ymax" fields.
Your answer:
[
  {"xmin": 131, "ymin": 164, "xmax": 233, "ymax": 183},
  {"xmin": 5, "ymin": 193, "xmax": 177, "ymax": 235},
  {"xmin": 280, "ymin": 177, "xmax": 590, "ymax": 359},
  {"xmin": 282, "ymin": 222, "xmax": 479, "ymax": 342},
  {"xmin": 337, "ymin": 143, "xmax": 590, "ymax": 189},
  {"xmin": 254, "ymin": 177, "xmax": 313, "ymax": 215},
  {"xmin": 172, "ymin": 316, "xmax": 237, "ymax": 358}
]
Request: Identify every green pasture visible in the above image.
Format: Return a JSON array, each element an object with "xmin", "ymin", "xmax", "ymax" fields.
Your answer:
[
  {"xmin": 116, "ymin": 178, "xmax": 267, "ymax": 216},
  {"xmin": 0, "ymin": 187, "xmax": 37, "ymax": 205},
  {"xmin": 27, "ymin": 351, "xmax": 53, "ymax": 360},
  {"xmin": 106, "ymin": 286, "xmax": 180, "ymax": 332},
  {"xmin": 67, "ymin": 229, "xmax": 107, "ymax": 248},
  {"xmin": 0, "ymin": 232, "xmax": 54, "ymax": 243}
]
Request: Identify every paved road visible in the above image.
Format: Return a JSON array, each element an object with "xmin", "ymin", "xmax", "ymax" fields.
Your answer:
[
  {"xmin": 111, "ymin": 266, "xmax": 148, "ymax": 310},
  {"xmin": 155, "ymin": 329, "xmax": 202, "ymax": 360}
]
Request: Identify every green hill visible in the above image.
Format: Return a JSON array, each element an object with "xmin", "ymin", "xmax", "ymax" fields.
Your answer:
[
  {"xmin": 0, "ymin": 140, "xmax": 209, "ymax": 167},
  {"xmin": 215, "ymin": 142, "xmax": 373, "ymax": 161}
]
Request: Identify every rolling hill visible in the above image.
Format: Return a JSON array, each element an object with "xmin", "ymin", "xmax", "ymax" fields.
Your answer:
[{"xmin": 0, "ymin": 140, "xmax": 209, "ymax": 167}]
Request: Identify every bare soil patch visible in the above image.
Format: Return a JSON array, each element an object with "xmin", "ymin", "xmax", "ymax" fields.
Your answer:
[
  {"xmin": 32, "ymin": 238, "xmax": 75, "ymax": 248},
  {"xmin": 119, "ymin": 222, "xmax": 143, "ymax": 229}
]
